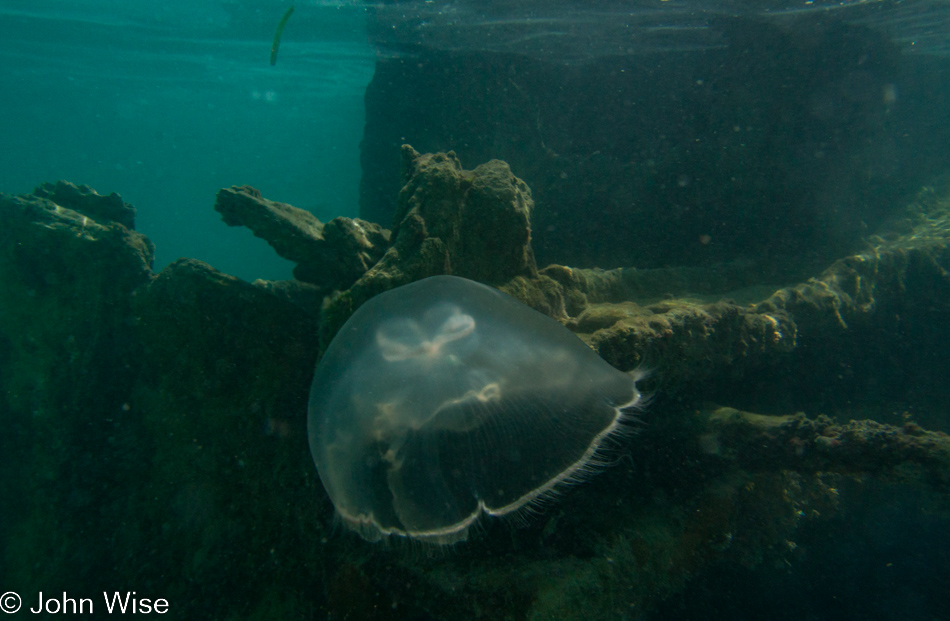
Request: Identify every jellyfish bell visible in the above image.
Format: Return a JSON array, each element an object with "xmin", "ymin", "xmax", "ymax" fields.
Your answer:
[{"xmin": 308, "ymin": 275, "xmax": 645, "ymax": 544}]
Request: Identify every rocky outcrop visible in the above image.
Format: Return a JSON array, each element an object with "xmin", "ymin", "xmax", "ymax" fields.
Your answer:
[
  {"xmin": 702, "ymin": 406, "xmax": 950, "ymax": 488},
  {"xmin": 0, "ymin": 183, "xmax": 325, "ymax": 617},
  {"xmin": 2, "ymin": 167, "xmax": 949, "ymax": 619},
  {"xmin": 320, "ymin": 145, "xmax": 538, "ymax": 342},
  {"xmin": 214, "ymin": 185, "xmax": 390, "ymax": 291},
  {"xmin": 391, "ymin": 145, "xmax": 537, "ymax": 284},
  {"xmin": 30, "ymin": 179, "xmax": 139, "ymax": 229},
  {"xmin": 0, "ymin": 182, "xmax": 154, "ymax": 605}
]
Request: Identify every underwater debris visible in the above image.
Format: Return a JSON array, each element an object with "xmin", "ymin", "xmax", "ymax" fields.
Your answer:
[{"xmin": 270, "ymin": 5, "xmax": 295, "ymax": 66}]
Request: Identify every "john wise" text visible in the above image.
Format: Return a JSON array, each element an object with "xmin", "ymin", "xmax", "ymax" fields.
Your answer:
[{"xmin": 30, "ymin": 592, "xmax": 168, "ymax": 614}]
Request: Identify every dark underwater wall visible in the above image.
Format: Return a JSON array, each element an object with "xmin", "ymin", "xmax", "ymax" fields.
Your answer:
[{"xmin": 360, "ymin": 18, "xmax": 950, "ymax": 273}]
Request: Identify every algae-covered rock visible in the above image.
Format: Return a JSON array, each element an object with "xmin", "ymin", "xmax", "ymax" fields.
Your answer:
[
  {"xmin": 135, "ymin": 258, "xmax": 320, "ymax": 408},
  {"xmin": 392, "ymin": 145, "xmax": 537, "ymax": 284},
  {"xmin": 2, "ymin": 169, "xmax": 950, "ymax": 620},
  {"xmin": 214, "ymin": 185, "xmax": 390, "ymax": 290},
  {"xmin": 32, "ymin": 179, "xmax": 139, "ymax": 229},
  {"xmin": 0, "ymin": 181, "xmax": 154, "ymax": 419},
  {"xmin": 0, "ymin": 182, "xmax": 153, "ymax": 594},
  {"xmin": 321, "ymin": 145, "xmax": 539, "ymax": 343},
  {"xmin": 130, "ymin": 258, "xmax": 329, "ymax": 613}
]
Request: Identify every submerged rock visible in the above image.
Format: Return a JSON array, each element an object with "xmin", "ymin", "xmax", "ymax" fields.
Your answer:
[
  {"xmin": 214, "ymin": 185, "xmax": 390, "ymax": 291},
  {"xmin": 321, "ymin": 146, "xmax": 539, "ymax": 342},
  {"xmin": 32, "ymin": 180, "xmax": 139, "ymax": 230},
  {"xmin": 0, "ymin": 182, "xmax": 153, "ymax": 603},
  {"xmin": 391, "ymin": 145, "xmax": 538, "ymax": 285},
  {"xmin": 2, "ymin": 168, "xmax": 950, "ymax": 619}
]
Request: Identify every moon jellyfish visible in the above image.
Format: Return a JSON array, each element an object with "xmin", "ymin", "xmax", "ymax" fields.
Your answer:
[{"xmin": 308, "ymin": 275, "xmax": 645, "ymax": 543}]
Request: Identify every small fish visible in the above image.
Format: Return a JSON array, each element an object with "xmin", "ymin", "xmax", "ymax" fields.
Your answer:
[{"xmin": 270, "ymin": 6, "xmax": 295, "ymax": 66}]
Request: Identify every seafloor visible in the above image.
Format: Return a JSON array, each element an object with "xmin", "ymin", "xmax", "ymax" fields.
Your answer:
[{"xmin": 1, "ymin": 148, "xmax": 948, "ymax": 619}]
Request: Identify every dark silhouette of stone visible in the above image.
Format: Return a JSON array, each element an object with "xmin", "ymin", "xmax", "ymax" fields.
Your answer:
[{"xmin": 214, "ymin": 185, "xmax": 390, "ymax": 290}]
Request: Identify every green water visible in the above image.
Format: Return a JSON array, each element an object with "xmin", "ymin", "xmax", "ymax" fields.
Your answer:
[{"xmin": 0, "ymin": 1, "xmax": 374, "ymax": 280}]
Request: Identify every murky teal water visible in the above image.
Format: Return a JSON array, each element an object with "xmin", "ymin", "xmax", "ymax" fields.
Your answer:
[{"xmin": 0, "ymin": 1, "xmax": 374, "ymax": 280}]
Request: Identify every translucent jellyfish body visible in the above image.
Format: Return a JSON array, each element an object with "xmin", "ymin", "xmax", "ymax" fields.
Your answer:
[{"xmin": 308, "ymin": 275, "xmax": 644, "ymax": 543}]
